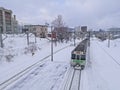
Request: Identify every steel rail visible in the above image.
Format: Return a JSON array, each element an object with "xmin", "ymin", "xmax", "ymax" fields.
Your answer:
[
  {"xmin": 62, "ymin": 68, "xmax": 73, "ymax": 90},
  {"xmin": 78, "ymin": 70, "xmax": 81, "ymax": 90},
  {"xmin": 69, "ymin": 69, "xmax": 81, "ymax": 90},
  {"xmin": 62, "ymin": 69, "xmax": 81, "ymax": 90},
  {"xmin": 69, "ymin": 69, "xmax": 76, "ymax": 90}
]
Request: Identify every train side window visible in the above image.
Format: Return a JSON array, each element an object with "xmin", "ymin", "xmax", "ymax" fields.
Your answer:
[
  {"xmin": 72, "ymin": 54, "xmax": 75, "ymax": 59},
  {"xmin": 81, "ymin": 55, "xmax": 85, "ymax": 60}
]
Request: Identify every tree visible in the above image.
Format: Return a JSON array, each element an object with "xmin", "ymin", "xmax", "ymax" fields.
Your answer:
[
  {"xmin": 51, "ymin": 15, "xmax": 69, "ymax": 43},
  {"xmin": 51, "ymin": 15, "xmax": 65, "ymax": 28}
]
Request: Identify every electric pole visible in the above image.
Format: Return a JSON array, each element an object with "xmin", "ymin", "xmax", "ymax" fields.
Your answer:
[
  {"xmin": 51, "ymin": 26, "xmax": 53, "ymax": 61},
  {"xmin": 108, "ymin": 31, "xmax": 110, "ymax": 48},
  {"xmin": 34, "ymin": 32, "xmax": 37, "ymax": 43},
  {"xmin": 0, "ymin": 28, "xmax": 7, "ymax": 48},
  {"xmin": 26, "ymin": 30, "xmax": 29, "ymax": 45},
  {"xmin": 74, "ymin": 28, "xmax": 76, "ymax": 46},
  {"xmin": 0, "ymin": 28, "xmax": 4, "ymax": 48}
]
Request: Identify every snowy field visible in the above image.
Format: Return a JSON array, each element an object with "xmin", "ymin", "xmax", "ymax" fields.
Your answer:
[
  {"xmin": 0, "ymin": 34, "xmax": 120, "ymax": 90},
  {"xmin": 82, "ymin": 38, "xmax": 120, "ymax": 90},
  {"xmin": 0, "ymin": 34, "xmax": 76, "ymax": 90}
]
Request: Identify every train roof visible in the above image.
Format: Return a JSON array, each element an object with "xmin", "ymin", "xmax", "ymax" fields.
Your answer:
[
  {"xmin": 73, "ymin": 43, "xmax": 85, "ymax": 51},
  {"xmin": 72, "ymin": 39, "xmax": 88, "ymax": 52}
]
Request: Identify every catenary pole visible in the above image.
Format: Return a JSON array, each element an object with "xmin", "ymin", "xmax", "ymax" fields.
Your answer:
[{"xmin": 51, "ymin": 26, "xmax": 53, "ymax": 61}]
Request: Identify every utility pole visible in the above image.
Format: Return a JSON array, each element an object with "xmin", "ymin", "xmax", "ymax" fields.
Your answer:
[
  {"xmin": 74, "ymin": 28, "xmax": 76, "ymax": 46},
  {"xmin": 88, "ymin": 31, "xmax": 90, "ymax": 46},
  {"xmin": 34, "ymin": 32, "xmax": 37, "ymax": 43},
  {"xmin": 26, "ymin": 30, "xmax": 29, "ymax": 45},
  {"xmin": 0, "ymin": 28, "xmax": 7, "ymax": 48},
  {"xmin": 0, "ymin": 28, "xmax": 3, "ymax": 48},
  {"xmin": 51, "ymin": 26, "xmax": 53, "ymax": 61},
  {"xmin": 108, "ymin": 31, "xmax": 110, "ymax": 48},
  {"xmin": 45, "ymin": 22, "xmax": 53, "ymax": 61}
]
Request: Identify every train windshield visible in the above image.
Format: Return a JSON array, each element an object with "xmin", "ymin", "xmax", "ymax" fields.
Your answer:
[
  {"xmin": 81, "ymin": 55, "xmax": 85, "ymax": 60},
  {"xmin": 71, "ymin": 54, "xmax": 75, "ymax": 59}
]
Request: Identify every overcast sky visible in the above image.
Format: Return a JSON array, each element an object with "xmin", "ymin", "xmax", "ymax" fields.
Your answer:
[{"xmin": 0, "ymin": 0, "xmax": 120, "ymax": 30}]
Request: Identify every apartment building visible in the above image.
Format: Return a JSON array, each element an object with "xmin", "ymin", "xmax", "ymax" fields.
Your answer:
[{"xmin": 0, "ymin": 7, "xmax": 18, "ymax": 33}]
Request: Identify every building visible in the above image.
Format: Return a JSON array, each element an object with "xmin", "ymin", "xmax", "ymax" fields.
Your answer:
[
  {"xmin": 0, "ymin": 7, "xmax": 12, "ymax": 33},
  {"xmin": 81, "ymin": 26, "xmax": 87, "ymax": 32},
  {"xmin": 108, "ymin": 28, "xmax": 120, "ymax": 35},
  {"xmin": 108, "ymin": 28, "xmax": 120, "ymax": 39},
  {"xmin": 0, "ymin": 7, "xmax": 18, "ymax": 33},
  {"xmin": 23, "ymin": 25, "xmax": 48, "ymax": 38},
  {"xmin": 75, "ymin": 26, "xmax": 87, "ymax": 32},
  {"xmin": 75, "ymin": 26, "xmax": 87, "ymax": 39}
]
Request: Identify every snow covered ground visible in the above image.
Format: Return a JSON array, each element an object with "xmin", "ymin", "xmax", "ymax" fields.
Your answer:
[
  {"xmin": 0, "ymin": 34, "xmax": 120, "ymax": 90},
  {"xmin": 82, "ymin": 38, "xmax": 120, "ymax": 90},
  {"xmin": 0, "ymin": 34, "xmax": 76, "ymax": 90}
]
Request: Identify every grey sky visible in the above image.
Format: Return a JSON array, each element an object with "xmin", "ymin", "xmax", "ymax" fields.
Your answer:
[{"xmin": 0, "ymin": 0, "xmax": 120, "ymax": 30}]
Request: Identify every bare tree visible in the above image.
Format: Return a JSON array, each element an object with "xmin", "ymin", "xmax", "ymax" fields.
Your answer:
[
  {"xmin": 51, "ymin": 15, "xmax": 65, "ymax": 28},
  {"xmin": 51, "ymin": 15, "xmax": 69, "ymax": 43}
]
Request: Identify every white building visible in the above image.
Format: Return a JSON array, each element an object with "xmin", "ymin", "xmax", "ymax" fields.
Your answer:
[{"xmin": 24, "ymin": 25, "xmax": 48, "ymax": 38}]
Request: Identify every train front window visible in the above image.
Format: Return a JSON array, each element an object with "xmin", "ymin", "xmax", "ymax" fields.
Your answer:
[
  {"xmin": 72, "ymin": 54, "xmax": 75, "ymax": 59},
  {"xmin": 81, "ymin": 55, "xmax": 85, "ymax": 60}
]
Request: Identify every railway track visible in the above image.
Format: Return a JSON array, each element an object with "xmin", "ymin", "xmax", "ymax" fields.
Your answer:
[
  {"xmin": 0, "ymin": 45, "xmax": 71, "ymax": 90},
  {"xmin": 69, "ymin": 69, "xmax": 81, "ymax": 90},
  {"xmin": 62, "ymin": 68, "xmax": 81, "ymax": 90}
]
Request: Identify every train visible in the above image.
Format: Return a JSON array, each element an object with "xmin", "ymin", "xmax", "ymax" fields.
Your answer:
[{"xmin": 70, "ymin": 38, "xmax": 88, "ymax": 70}]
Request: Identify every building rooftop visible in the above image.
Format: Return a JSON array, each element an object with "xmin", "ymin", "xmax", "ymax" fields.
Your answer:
[{"xmin": 0, "ymin": 7, "xmax": 12, "ymax": 13}]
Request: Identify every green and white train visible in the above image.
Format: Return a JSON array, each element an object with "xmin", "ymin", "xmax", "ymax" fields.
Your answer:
[{"xmin": 71, "ymin": 38, "xmax": 88, "ymax": 70}]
